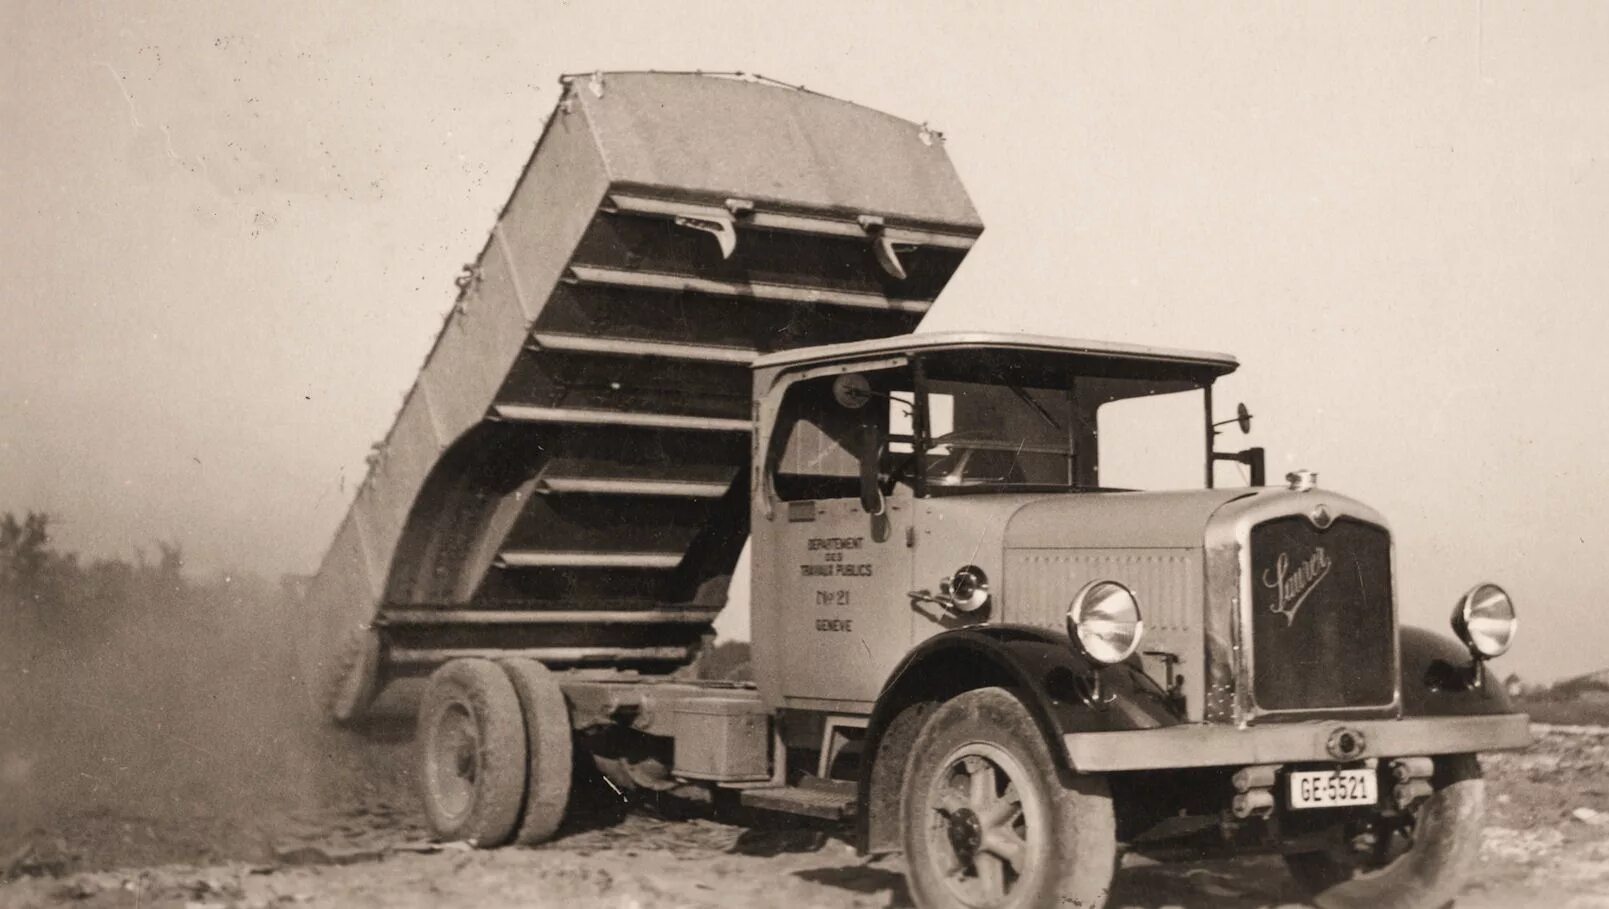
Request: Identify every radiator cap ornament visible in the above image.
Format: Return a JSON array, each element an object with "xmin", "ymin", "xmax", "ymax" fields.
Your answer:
[{"xmin": 1286, "ymin": 469, "xmax": 1318, "ymax": 492}]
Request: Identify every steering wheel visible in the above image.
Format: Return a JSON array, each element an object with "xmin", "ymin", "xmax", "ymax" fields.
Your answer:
[{"xmin": 885, "ymin": 430, "xmax": 1007, "ymax": 490}]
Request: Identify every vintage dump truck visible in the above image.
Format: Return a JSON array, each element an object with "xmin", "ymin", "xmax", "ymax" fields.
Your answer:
[{"xmin": 300, "ymin": 72, "xmax": 1532, "ymax": 909}]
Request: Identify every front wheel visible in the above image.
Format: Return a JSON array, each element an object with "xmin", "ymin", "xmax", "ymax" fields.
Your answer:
[
  {"xmin": 900, "ymin": 687, "xmax": 1116, "ymax": 909},
  {"xmin": 1284, "ymin": 753, "xmax": 1485, "ymax": 909}
]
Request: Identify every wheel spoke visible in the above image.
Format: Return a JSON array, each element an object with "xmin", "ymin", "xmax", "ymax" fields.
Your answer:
[
  {"xmin": 981, "ymin": 828, "xmax": 1028, "ymax": 871},
  {"xmin": 966, "ymin": 757, "xmax": 998, "ymax": 809},
  {"xmin": 976, "ymin": 852, "xmax": 1007, "ymax": 900},
  {"xmin": 978, "ymin": 782, "xmax": 1021, "ymax": 829},
  {"xmin": 927, "ymin": 789, "xmax": 969, "ymax": 879},
  {"xmin": 934, "ymin": 788, "xmax": 969, "ymax": 813},
  {"xmin": 936, "ymin": 846, "xmax": 966, "ymax": 879}
]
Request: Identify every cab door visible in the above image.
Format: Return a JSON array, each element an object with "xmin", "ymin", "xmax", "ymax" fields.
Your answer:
[
  {"xmin": 771, "ymin": 491, "xmax": 916, "ymax": 708},
  {"xmin": 754, "ymin": 363, "xmax": 918, "ymax": 711}
]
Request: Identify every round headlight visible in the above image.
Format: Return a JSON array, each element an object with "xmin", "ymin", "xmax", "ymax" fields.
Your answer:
[
  {"xmin": 1066, "ymin": 581, "xmax": 1145, "ymax": 665},
  {"xmin": 1451, "ymin": 583, "xmax": 1516, "ymax": 658}
]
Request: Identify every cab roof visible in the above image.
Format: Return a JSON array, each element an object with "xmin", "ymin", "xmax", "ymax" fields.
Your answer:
[{"xmin": 751, "ymin": 331, "xmax": 1239, "ymax": 375}]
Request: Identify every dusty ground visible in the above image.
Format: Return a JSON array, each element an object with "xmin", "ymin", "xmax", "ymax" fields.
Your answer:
[
  {"xmin": 1, "ymin": 722, "xmax": 1605, "ymax": 909},
  {"xmin": 3, "ymin": 599, "xmax": 1605, "ymax": 908}
]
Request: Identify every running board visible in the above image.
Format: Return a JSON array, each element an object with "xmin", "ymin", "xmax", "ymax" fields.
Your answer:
[
  {"xmin": 563, "ymin": 265, "xmax": 932, "ymax": 314},
  {"xmin": 494, "ymin": 550, "xmax": 685, "ymax": 570},
  {"xmin": 738, "ymin": 781, "xmax": 858, "ymax": 820},
  {"xmin": 489, "ymin": 404, "xmax": 751, "ymax": 434}
]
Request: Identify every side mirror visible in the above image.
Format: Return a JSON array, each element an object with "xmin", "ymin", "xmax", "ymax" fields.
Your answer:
[
  {"xmin": 1214, "ymin": 403, "xmax": 1254, "ymax": 435},
  {"xmin": 1209, "ymin": 403, "xmax": 1260, "ymax": 487},
  {"xmin": 857, "ymin": 423, "xmax": 885, "ymax": 515}
]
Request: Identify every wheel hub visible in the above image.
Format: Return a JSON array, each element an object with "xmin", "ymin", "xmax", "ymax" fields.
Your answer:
[
  {"xmin": 945, "ymin": 806, "xmax": 983, "ymax": 862},
  {"xmin": 430, "ymin": 703, "xmax": 481, "ymax": 820}
]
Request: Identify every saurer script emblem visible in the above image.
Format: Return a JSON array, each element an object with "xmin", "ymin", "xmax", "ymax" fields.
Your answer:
[{"xmin": 1262, "ymin": 547, "xmax": 1332, "ymax": 626}]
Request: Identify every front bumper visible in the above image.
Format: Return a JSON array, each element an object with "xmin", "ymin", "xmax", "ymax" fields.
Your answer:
[{"xmin": 1062, "ymin": 713, "xmax": 1532, "ymax": 772}]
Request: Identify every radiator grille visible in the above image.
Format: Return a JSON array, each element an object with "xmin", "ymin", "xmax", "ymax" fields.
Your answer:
[{"xmin": 1249, "ymin": 516, "xmax": 1396, "ymax": 713}]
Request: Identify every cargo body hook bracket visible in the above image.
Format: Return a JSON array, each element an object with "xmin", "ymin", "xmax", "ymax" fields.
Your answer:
[
  {"xmin": 674, "ymin": 214, "xmax": 738, "ymax": 259},
  {"xmin": 858, "ymin": 214, "xmax": 908, "ymax": 281}
]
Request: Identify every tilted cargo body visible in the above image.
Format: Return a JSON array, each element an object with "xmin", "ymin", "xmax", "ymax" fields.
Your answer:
[{"xmin": 301, "ymin": 72, "xmax": 982, "ymax": 718}]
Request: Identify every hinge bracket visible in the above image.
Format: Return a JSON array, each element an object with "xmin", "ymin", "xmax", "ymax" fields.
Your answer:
[
  {"xmin": 858, "ymin": 214, "xmax": 909, "ymax": 281},
  {"xmin": 675, "ymin": 214, "xmax": 738, "ymax": 259}
]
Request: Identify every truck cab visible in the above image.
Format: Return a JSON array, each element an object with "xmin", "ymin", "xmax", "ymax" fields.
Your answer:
[{"xmin": 750, "ymin": 332, "xmax": 1244, "ymax": 714}]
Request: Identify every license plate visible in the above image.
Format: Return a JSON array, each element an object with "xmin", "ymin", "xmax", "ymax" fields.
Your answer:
[{"xmin": 1288, "ymin": 768, "xmax": 1377, "ymax": 810}]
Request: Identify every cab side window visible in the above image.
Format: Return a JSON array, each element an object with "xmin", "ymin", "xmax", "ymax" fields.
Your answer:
[
  {"xmin": 768, "ymin": 370, "xmax": 897, "ymax": 502},
  {"xmin": 770, "ymin": 377, "xmax": 866, "ymax": 501}
]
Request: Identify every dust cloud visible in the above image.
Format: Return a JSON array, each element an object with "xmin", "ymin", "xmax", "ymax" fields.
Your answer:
[{"xmin": 0, "ymin": 533, "xmax": 415, "ymax": 874}]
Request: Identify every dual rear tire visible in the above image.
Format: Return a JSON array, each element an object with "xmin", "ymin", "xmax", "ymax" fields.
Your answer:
[{"xmin": 416, "ymin": 657, "xmax": 573, "ymax": 846}]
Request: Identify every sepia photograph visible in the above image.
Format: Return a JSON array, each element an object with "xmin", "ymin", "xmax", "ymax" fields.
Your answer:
[{"xmin": 3, "ymin": 2, "xmax": 1607, "ymax": 907}]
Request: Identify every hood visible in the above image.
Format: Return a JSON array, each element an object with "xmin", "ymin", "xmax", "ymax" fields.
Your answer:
[{"xmin": 1005, "ymin": 488, "xmax": 1260, "ymax": 550}]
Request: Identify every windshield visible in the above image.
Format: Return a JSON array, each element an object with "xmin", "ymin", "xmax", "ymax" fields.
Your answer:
[
  {"xmin": 896, "ymin": 351, "xmax": 1213, "ymax": 495},
  {"xmin": 895, "ymin": 378, "xmax": 1078, "ymax": 490},
  {"xmin": 1095, "ymin": 386, "xmax": 1214, "ymax": 490}
]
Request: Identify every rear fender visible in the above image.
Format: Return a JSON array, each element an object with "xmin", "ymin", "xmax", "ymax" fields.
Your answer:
[{"xmin": 855, "ymin": 624, "xmax": 1179, "ymax": 854}]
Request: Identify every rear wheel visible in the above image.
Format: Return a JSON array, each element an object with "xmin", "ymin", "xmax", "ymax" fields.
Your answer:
[
  {"xmin": 416, "ymin": 659, "xmax": 528, "ymax": 846},
  {"xmin": 498, "ymin": 658, "xmax": 574, "ymax": 845},
  {"xmin": 901, "ymin": 687, "xmax": 1116, "ymax": 909},
  {"xmin": 1284, "ymin": 753, "xmax": 1485, "ymax": 909}
]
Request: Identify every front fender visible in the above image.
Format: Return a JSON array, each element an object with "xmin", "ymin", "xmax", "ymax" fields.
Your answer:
[
  {"xmin": 1399, "ymin": 625, "xmax": 1517, "ymax": 716},
  {"xmin": 855, "ymin": 624, "xmax": 1179, "ymax": 853}
]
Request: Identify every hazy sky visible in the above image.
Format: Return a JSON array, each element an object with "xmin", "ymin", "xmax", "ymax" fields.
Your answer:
[{"xmin": 3, "ymin": 2, "xmax": 1606, "ymax": 683}]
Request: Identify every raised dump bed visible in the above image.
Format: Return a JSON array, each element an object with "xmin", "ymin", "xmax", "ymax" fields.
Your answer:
[{"xmin": 300, "ymin": 72, "xmax": 983, "ymax": 721}]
